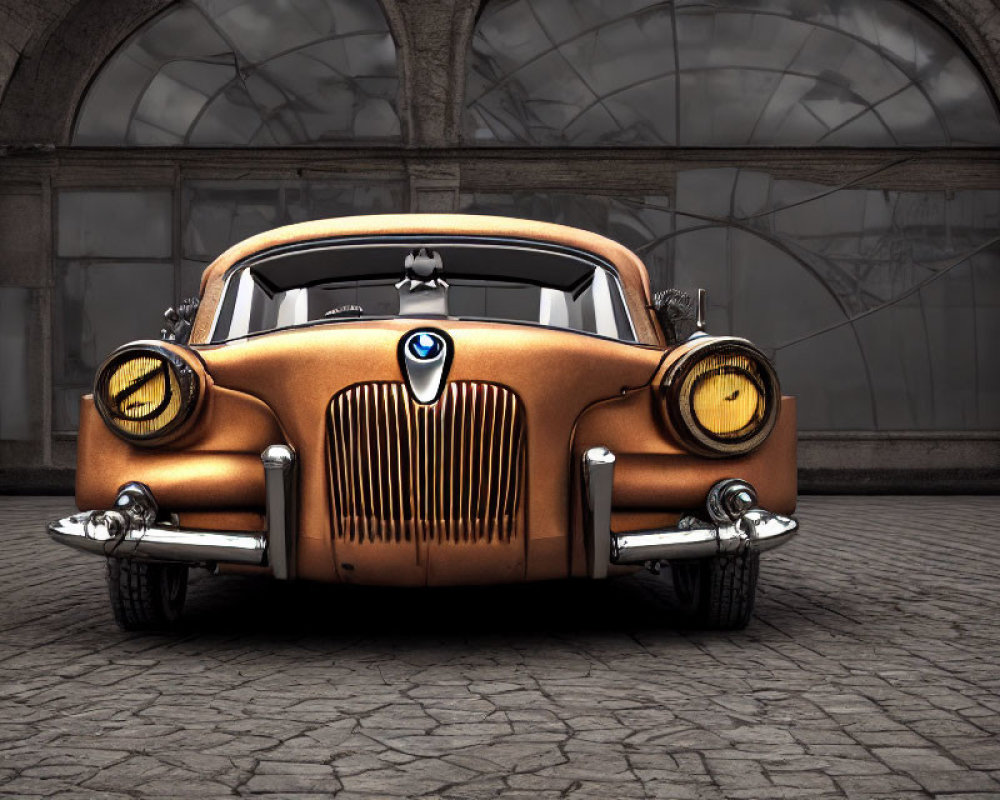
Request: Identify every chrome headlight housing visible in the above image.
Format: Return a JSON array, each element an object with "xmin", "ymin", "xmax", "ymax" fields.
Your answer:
[
  {"xmin": 661, "ymin": 337, "xmax": 780, "ymax": 457},
  {"xmin": 94, "ymin": 343, "xmax": 202, "ymax": 443}
]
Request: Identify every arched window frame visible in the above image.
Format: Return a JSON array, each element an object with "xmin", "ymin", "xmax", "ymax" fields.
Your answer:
[
  {"xmin": 70, "ymin": 0, "xmax": 406, "ymax": 148},
  {"xmin": 455, "ymin": 0, "xmax": 1000, "ymax": 432}
]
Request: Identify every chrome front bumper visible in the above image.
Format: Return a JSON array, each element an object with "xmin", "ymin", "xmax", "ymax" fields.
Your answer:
[
  {"xmin": 51, "ymin": 441, "xmax": 795, "ymax": 581},
  {"xmin": 583, "ymin": 446, "xmax": 798, "ymax": 579},
  {"xmin": 48, "ymin": 445, "xmax": 298, "ymax": 578}
]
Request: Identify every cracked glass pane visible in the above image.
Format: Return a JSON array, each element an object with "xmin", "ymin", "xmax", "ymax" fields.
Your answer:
[
  {"xmin": 0, "ymin": 288, "xmax": 32, "ymax": 441},
  {"xmin": 460, "ymin": 177, "xmax": 1000, "ymax": 431},
  {"xmin": 181, "ymin": 180, "xmax": 406, "ymax": 261},
  {"xmin": 73, "ymin": 0, "xmax": 400, "ymax": 146},
  {"xmin": 53, "ymin": 262, "xmax": 175, "ymax": 432},
  {"xmin": 57, "ymin": 191, "xmax": 172, "ymax": 258},
  {"xmin": 466, "ymin": 0, "xmax": 1000, "ymax": 146},
  {"xmin": 54, "ymin": 189, "xmax": 176, "ymax": 433}
]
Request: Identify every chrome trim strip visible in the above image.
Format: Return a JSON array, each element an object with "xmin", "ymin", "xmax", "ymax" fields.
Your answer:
[
  {"xmin": 583, "ymin": 446, "xmax": 616, "ymax": 579},
  {"xmin": 47, "ymin": 512, "xmax": 267, "ymax": 565},
  {"xmin": 611, "ymin": 509, "xmax": 798, "ymax": 563},
  {"xmin": 262, "ymin": 444, "xmax": 297, "ymax": 580},
  {"xmin": 614, "ymin": 521, "xmax": 725, "ymax": 563},
  {"xmin": 48, "ymin": 445, "xmax": 299, "ymax": 571},
  {"xmin": 579, "ymin": 452, "xmax": 798, "ymax": 574}
]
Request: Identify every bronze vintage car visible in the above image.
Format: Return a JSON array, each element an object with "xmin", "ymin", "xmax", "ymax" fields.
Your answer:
[{"xmin": 49, "ymin": 214, "xmax": 797, "ymax": 630}]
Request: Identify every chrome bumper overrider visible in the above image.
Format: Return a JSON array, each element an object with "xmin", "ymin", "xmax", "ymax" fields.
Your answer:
[
  {"xmin": 583, "ymin": 446, "xmax": 798, "ymax": 579},
  {"xmin": 48, "ymin": 445, "xmax": 296, "ymax": 576}
]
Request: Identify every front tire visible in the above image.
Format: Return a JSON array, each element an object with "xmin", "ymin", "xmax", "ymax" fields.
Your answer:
[
  {"xmin": 671, "ymin": 549, "xmax": 760, "ymax": 630},
  {"xmin": 107, "ymin": 558, "xmax": 188, "ymax": 631}
]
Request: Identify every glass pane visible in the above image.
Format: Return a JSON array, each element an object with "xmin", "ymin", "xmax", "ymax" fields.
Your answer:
[
  {"xmin": 181, "ymin": 258, "xmax": 207, "ymax": 303},
  {"xmin": 776, "ymin": 327, "xmax": 876, "ymax": 429},
  {"xmin": 460, "ymin": 181, "xmax": 1000, "ymax": 431},
  {"xmin": 53, "ymin": 262, "xmax": 174, "ymax": 431},
  {"xmin": 181, "ymin": 180, "xmax": 406, "ymax": 260},
  {"xmin": 73, "ymin": 0, "xmax": 400, "ymax": 146},
  {"xmin": 132, "ymin": 61, "xmax": 235, "ymax": 144},
  {"xmin": 465, "ymin": 0, "xmax": 1000, "ymax": 146},
  {"xmin": 0, "ymin": 288, "xmax": 31, "ymax": 440},
  {"xmin": 73, "ymin": 5, "xmax": 231, "ymax": 146},
  {"xmin": 199, "ymin": 0, "xmax": 389, "ymax": 63},
  {"xmin": 57, "ymin": 191, "xmax": 172, "ymax": 258},
  {"xmin": 210, "ymin": 240, "xmax": 636, "ymax": 342}
]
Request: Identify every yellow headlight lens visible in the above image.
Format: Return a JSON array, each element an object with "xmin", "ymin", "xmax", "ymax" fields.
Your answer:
[
  {"xmin": 662, "ymin": 339, "xmax": 780, "ymax": 457},
  {"xmin": 95, "ymin": 346, "xmax": 199, "ymax": 442},
  {"xmin": 105, "ymin": 356, "xmax": 181, "ymax": 435},
  {"xmin": 689, "ymin": 354, "xmax": 765, "ymax": 439}
]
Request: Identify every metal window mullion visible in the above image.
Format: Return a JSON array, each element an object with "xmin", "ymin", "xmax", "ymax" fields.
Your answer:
[
  {"xmin": 173, "ymin": 165, "xmax": 182, "ymax": 304},
  {"xmin": 42, "ymin": 176, "xmax": 54, "ymax": 465}
]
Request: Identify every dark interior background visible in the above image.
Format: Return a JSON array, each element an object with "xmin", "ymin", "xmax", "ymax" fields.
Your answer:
[{"xmin": 1, "ymin": 0, "xmax": 998, "ymax": 492}]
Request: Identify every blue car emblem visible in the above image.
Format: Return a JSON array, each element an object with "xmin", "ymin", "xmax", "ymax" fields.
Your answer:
[
  {"xmin": 408, "ymin": 332, "xmax": 443, "ymax": 360},
  {"xmin": 400, "ymin": 330, "xmax": 450, "ymax": 404}
]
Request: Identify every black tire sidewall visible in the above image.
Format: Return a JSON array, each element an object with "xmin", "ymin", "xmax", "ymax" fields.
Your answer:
[
  {"xmin": 671, "ymin": 549, "xmax": 760, "ymax": 630},
  {"xmin": 107, "ymin": 559, "xmax": 188, "ymax": 630}
]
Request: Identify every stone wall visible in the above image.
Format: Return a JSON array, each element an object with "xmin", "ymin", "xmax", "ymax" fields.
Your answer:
[{"xmin": 1, "ymin": 0, "xmax": 999, "ymax": 492}]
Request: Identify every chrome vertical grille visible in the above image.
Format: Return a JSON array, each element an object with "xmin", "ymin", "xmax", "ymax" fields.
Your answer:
[{"xmin": 328, "ymin": 382, "xmax": 526, "ymax": 544}]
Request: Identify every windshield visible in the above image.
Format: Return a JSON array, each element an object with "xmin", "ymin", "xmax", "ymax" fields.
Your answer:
[{"xmin": 209, "ymin": 237, "xmax": 636, "ymax": 343}]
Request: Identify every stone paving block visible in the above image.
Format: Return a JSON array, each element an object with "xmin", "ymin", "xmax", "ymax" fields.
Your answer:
[
  {"xmin": 933, "ymin": 795, "xmax": 1000, "ymax": 800},
  {"xmin": 831, "ymin": 772, "xmax": 923, "ymax": 795},
  {"xmin": 704, "ymin": 756, "xmax": 772, "ymax": 787},
  {"xmin": 244, "ymin": 773, "xmax": 343, "ymax": 794},
  {"xmin": 849, "ymin": 730, "xmax": 931, "ymax": 747},
  {"xmin": 2, "ymin": 495, "xmax": 1000, "ymax": 798},
  {"xmin": 906, "ymin": 769, "xmax": 1000, "ymax": 794},
  {"xmin": 872, "ymin": 746, "xmax": 964, "ymax": 773},
  {"xmin": 931, "ymin": 736, "xmax": 1000, "ymax": 770}
]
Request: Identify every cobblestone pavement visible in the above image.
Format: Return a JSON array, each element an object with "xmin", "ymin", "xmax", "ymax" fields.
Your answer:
[{"xmin": 1, "ymin": 496, "xmax": 999, "ymax": 799}]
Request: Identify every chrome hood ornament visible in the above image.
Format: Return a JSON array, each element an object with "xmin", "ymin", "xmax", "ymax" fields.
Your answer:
[
  {"xmin": 396, "ymin": 248, "xmax": 449, "ymax": 316},
  {"xmin": 399, "ymin": 329, "xmax": 451, "ymax": 404}
]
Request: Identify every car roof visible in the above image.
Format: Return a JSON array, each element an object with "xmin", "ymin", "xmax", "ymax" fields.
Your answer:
[{"xmin": 191, "ymin": 214, "xmax": 659, "ymax": 345}]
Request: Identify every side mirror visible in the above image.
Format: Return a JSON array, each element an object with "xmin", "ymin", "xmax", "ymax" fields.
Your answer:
[
  {"xmin": 653, "ymin": 288, "xmax": 706, "ymax": 345},
  {"xmin": 653, "ymin": 289, "xmax": 691, "ymax": 345},
  {"xmin": 161, "ymin": 297, "xmax": 200, "ymax": 344}
]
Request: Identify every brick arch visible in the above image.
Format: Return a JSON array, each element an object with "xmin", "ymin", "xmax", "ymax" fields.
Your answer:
[
  {"xmin": 0, "ymin": 0, "xmax": 170, "ymax": 143},
  {"xmin": 908, "ymin": 0, "xmax": 1000, "ymax": 104}
]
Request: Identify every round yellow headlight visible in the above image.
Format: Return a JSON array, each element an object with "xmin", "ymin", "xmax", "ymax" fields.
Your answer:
[
  {"xmin": 95, "ymin": 344, "xmax": 200, "ymax": 442},
  {"xmin": 689, "ymin": 354, "xmax": 766, "ymax": 439},
  {"xmin": 662, "ymin": 339, "xmax": 780, "ymax": 457}
]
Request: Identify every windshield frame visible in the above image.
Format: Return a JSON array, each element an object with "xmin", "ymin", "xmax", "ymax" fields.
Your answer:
[{"xmin": 206, "ymin": 234, "xmax": 639, "ymax": 344}]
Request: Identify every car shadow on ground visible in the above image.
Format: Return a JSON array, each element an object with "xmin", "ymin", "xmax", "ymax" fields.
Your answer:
[
  {"xmin": 169, "ymin": 567, "xmax": 855, "ymax": 644},
  {"xmin": 175, "ymin": 569, "xmax": 700, "ymax": 639}
]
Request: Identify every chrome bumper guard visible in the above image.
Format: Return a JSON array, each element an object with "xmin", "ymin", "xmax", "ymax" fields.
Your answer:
[
  {"xmin": 583, "ymin": 446, "xmax": 798, "ymax": 579},
  {"xmin": 47, "ymin": 445, "xmax": 296, "ymax": 577}
]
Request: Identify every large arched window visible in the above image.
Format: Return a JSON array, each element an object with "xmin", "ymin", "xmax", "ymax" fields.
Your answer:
[
  {"xmin": 52, "ymin": 0, "xmax": 406, "ymax": 433},
  {"xmin": 73, "ymin": 0, "xmax": 400, "ymax": 145},
  {"xmin": 462, "ymin": 0, "xmax": 1000, "ymax": 432},
  {"xmin": 465, "ymin": 0, "xmax": 1000, "ymax": 146}
]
